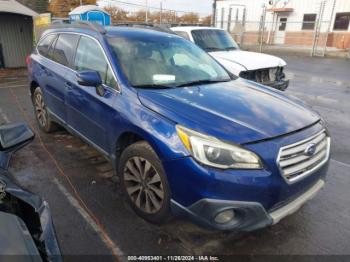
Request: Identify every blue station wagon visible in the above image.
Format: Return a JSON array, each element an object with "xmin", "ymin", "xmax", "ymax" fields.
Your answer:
[{"xmin": 27, "ymin": 22, "xmax": 331, "ymax": 231}]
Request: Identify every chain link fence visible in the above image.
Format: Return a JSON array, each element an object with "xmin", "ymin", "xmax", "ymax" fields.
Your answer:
[{"xmin": 218, "ymin": 19, "xmax": 337, "ymax": 57}]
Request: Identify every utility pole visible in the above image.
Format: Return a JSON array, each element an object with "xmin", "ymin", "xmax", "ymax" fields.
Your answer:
[
  {"xmin": 80, "ymin": 0, "xmax": 82, "ymax": 6},
  {"xmin": 145, "ymin": 0, "xmax": 149, "ymax": 23},
  {"xmin": 259, "ymin": 3, "xmax": 267, "ymax": 53},
  {"xmin": 160, "ymin": 1, "xmax": 163, "ymax": 24},
  {"xmin": 212, "ymin": 0, "xmax": 217, "ymax": 26}
]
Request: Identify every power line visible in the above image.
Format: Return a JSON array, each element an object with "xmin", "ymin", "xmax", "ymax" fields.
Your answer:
[{"xmin": 100, "ymin": 0, "xmax": 211, "ymax": 15}]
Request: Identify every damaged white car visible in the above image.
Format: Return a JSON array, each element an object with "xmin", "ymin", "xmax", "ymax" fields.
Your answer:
[{"xmin": 171, "ymin": 26, "xmax": 289, "ymax": 91}]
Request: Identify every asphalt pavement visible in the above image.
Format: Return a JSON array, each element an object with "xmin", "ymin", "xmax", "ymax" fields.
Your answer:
[{"xmin": 0, "ymin": 55, "xmax": 349, "ymax": 260}]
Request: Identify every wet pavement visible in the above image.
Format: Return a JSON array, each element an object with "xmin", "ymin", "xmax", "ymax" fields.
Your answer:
[{"xmin": 0, "ymin": 55, "xmax": 349, "ymax": 259}]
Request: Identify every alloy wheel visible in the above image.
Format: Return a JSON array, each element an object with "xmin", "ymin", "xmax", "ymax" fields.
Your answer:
[
  {"xmin": 123, "ymin": 157, "xmax": 164, "ymax": 214},
  {"xmin": 34, "ymin": 92, "xmax": 47, "ymax": 127}
]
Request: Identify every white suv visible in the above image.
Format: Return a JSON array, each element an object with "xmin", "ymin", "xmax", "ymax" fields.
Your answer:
[{"xmin": 171, "ymin": 26, "xmax": 289, "ymax": 91}]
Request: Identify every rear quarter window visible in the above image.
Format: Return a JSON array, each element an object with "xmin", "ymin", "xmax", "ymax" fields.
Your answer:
[{"xmin": 37, "ymin": 34, "xmax": 57, "ymax": 58}]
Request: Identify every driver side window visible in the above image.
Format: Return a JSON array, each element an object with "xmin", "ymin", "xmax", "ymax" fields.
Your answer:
[{"xmin": 74, "ymin": 36, "xmax": 117, "ymax": 89}]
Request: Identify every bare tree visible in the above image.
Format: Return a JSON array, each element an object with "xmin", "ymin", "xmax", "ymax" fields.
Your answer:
[
  {"xmin": 103, "ymin": 5, "xmax": 128, "ymax": 23},
  {"xmin": 49, "ymin": 0, "xmax": 97, "ymax": 18}
]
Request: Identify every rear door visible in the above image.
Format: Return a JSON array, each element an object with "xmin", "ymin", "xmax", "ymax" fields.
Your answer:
[
  {"xmin": 65, "ymin": 35, "xmax": 119, "ymax": 152},
  {"xmin": 32, "ymin": 34, "xmax": 57, "ymax": 95},
  {"xmin": 43, "ymin": 33, "xmax": 80, "ymax": 122}
]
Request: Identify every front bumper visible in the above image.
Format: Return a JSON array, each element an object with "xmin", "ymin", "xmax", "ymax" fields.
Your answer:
[
  {"xmin": 171, "ymin": 179, "xmax": 325, "ymax": 231},
  {"xmin": 165, "ymin": 123, "xmax": 329, "ymax": 231}
]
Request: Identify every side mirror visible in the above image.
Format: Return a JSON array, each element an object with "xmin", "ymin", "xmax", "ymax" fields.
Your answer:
[
  {"xmin": 0, "ymin": 123, "xmax": 35, "ymax": 170},
  {"xmin": 0, "ymin": 123, "xmax": 34, "ymax": 151},
  {"xmin": 76, "ymin": 71, "xmax": 102, "ymax": 87}
]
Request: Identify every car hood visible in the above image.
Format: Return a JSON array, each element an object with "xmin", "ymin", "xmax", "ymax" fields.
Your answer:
[
  {"xmin": 137, "ymin": 79, "xmax": 320, "ymax": 144},
  {"xmin": 210, "ymin": 50, "xmax": 286, "ymax": 71}
]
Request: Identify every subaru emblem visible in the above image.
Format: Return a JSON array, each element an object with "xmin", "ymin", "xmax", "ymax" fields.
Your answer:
[{"xmin": 305, "ymin": 143, "xmax": 317, "ymax": 156}]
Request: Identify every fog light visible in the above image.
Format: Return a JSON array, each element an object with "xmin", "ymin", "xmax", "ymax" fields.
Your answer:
[{"xmin": 214, "ymin": 209, "xmax": 235, "ymax": 224}]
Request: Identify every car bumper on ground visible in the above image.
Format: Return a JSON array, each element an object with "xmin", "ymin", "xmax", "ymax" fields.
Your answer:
[
  {"xmin": 171, "ymin": 179, "xmax": 325, "ymax": 231},
  {"xmin": 264, "ymin": 79, "xmax": 289, "ymax": 91}
]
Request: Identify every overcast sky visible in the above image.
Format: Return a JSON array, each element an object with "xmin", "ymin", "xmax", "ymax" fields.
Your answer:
[{"xmin": 98, "ymin": 0, "xmax": 213, "ymax": 16}]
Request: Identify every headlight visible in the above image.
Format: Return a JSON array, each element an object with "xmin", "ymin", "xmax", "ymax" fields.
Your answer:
[{"xmin": 176, "ymin": 125, "xmax": 262, "ymax": 169}]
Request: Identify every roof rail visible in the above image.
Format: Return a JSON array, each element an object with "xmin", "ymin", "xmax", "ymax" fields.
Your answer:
[
  {"xmin": 47, "ymin": 21, "xmax": 107, "ymax": 35},
  {"xmin": 74, "ymin": 21, "xmax": 107, "ymax": 34},
  {"xmin": 113, "ymin": 22, "xmax": 175, "ymax": 34},
  {"xmin": 170, "ymin": 23, "xmax": 210, "ymax": 27}
]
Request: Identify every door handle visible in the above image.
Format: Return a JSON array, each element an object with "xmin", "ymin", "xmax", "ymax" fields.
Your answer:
[
  {"xmin": 65, "ymin": 82, "xmax": 73, "ymax": 89},
  {"xmin": 39, "ymin": 65, "xmax": 47, "ymax": 72}
]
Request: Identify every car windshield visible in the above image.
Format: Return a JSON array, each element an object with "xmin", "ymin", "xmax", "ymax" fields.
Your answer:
[
  {"xmin": 107, "ymin": 35, "xmax": 231, "ymax": 88},
  {"xmin": 191, "ymin": 29, "xmax": 240, "ymax": 52}
]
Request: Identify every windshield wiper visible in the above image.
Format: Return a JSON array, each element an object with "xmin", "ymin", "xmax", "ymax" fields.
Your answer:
[
  {"xmin": 133, "ymin": 84, "xmax": 175, "ymax": 89},
  {"xmin": 224, "ymin": 47, "xmax": 237, "ymax": 51},
  {"xmin": 175, "ymin": 79, "xmax": 231, "ymax": 87},
  {"xmin": 203, "ymin": 47, "xmax": 224, "ymax": 52}
]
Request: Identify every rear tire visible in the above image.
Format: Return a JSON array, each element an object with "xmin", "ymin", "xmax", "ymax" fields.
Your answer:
[
  {"xmin": 32, "ymin": 87, "xmax": 59, "ymax": 133},
  {"xmin": 118, "ymin": 141, "xmax": 171, "ymax": 224}
]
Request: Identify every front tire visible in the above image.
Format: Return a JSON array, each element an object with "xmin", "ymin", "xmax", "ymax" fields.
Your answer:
[
  {"xmin": 118, "ymin": 141, "xmax": 171, "ymax": 224},
  {"xmin": 32, "ymin": 87, "xmax": 59, "ymax": 133}
]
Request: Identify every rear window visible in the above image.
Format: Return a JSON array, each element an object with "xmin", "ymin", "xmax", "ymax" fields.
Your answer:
[
  {"xmin": 174, "ymin": 31, "xmax": 191, "ymax": 40},
  {"xmin": 191, "ymin": 29, "xmax": 239, "ymax": 52},
  {"xmin": 51, "ymin": 34, "xmax": 80, "ymax": 67},
  {"xmin": 37, "ymin": 34, "xmax": 57, "ymax": 58}
]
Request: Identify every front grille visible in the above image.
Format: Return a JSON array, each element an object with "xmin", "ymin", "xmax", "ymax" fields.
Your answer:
[{"xmin": 277, "ymin": 130, "xmax": 330, "ymax": 183}]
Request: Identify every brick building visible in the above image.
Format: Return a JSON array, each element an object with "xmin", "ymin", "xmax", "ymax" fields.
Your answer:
[{"xmin": 215, "ymin": 0, "xmax": 350, "ymax": 49}]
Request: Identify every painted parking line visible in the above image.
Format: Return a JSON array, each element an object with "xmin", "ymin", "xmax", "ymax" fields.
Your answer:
[
  {"xmin": 0, "ymin": 108, "xmax": 10, "ymax": 123},
  {"xmin": 8, "ymin": 87, "xmax": 122, "ymax": 261},
  {"xmin": 53, "ymin": 178, "xmax": 124, "ymax": 257},
  {"xmin": 331, "ymin": 158, "xmax": 350, "ymax": 168},
  {"xmin": 0, "ymin": 84, "xmax": 27, "ymax": 89},
  {"xmin": 0, "ymin": 78, "xmax": 27, "ymax": 84}
]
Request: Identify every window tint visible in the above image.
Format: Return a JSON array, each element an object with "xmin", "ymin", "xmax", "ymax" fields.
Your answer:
[
  {"xmin": 174, "ymin": 31, "xmax": 190, "ymax": 40},
  {"xmin": 333, "ymin": 13, "xmax": 350, "ymax": 30},
  {"xmin": 37, "ymin": 34, "xmax": 56, "ymax": 58},
  {"xmin": 74, "ymin": 36, "xmax": 117, "ymax": 89},
  {"xmin": 302, "ymin": 14, "xmax": 317, "ymax": 30},
  {"xmin": 51, "ymin": 34, "xmax": 79, "ymax": 67}
]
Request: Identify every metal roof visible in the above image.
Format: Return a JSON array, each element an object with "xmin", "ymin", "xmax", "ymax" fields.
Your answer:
[
  {"xmin": 0, "ymin": 0, "xmax": 38, "ymax": 17},
  {"xmin": 69, "ymin": 5, "xmax": 109, "ymax": 15}
]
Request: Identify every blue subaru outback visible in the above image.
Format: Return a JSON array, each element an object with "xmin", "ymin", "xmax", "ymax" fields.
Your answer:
[{"xmin": 27, "ymin": 23, "xmax": 330, "ymax": 231}]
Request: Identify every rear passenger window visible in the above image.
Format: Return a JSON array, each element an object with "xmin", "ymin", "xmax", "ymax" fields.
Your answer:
[
  {"xmin": 37, "ymin": 34, "xmax": 56, "ymax": 58},
  {"xmin": 74, "ymin": 36, "xmax": 117, "ymax": 89},
  {"xmin": 51, "ymin": 34, "xmax": 79, "ymax": 67}
]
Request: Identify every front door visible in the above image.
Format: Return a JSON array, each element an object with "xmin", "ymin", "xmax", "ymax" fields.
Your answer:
[
  {"xmin": 274, "ymin": 17, "xmax": 287, "ymax": 45},
  {"xmin": 65, "ymin": 35, "xmax": 119, "ymax": 153}
]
